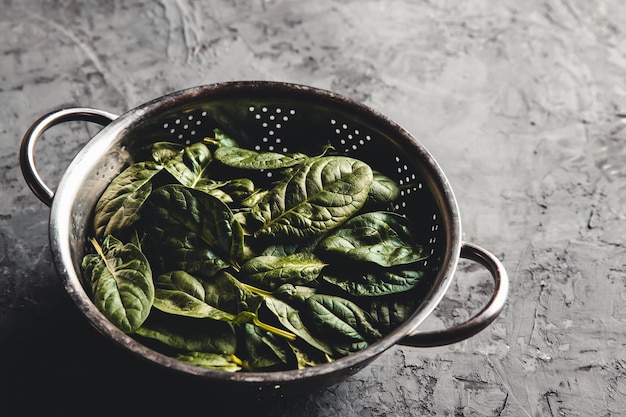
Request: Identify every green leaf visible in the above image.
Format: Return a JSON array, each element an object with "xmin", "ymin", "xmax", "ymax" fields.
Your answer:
[
  {"xmin": 203, "ymin": 271, "xmax": 263, "ymax": 315},
  {"xmin": 240, "ymin": 253, "xmax": 326, "ymax": 291},
  {"xmin": 304, "ymin": 294, "xmax": 381, "ymax": 356},
  {"xmin": 289, "ymin": 343, "xmax": 332, "ymax": 369},
  {"xmin": 204, "ymin": 128, "xmax": 239, "ymax": 149},
  {"xmin": 366, "ymin": 170, "xmax": 400, "ymax": 207},
  {"xmin": 93, "ymin": 161, "xmax": 163, "ymax": 240},
  {"xmin": 218, "ymin": 177, "xmax": 256, "ymax": 204},
  {"xmin": 241, "ymin": 323, "xmax": 293, "ymax": 371},
  {"xmin": 322, "ymin": 264, "xmax": 425, "ymax": 296},
  {"xmin": 164, "ymin": 142, "xmax": 212, "ymax": 189},
  {"xmin": 152, "ymin": 271, "xmax": 235, "ymax": 321},
  {"xmin": 175, "ymin": 352, "xmax": 242, "ymax": 372},
  {"xmin": 151, "ymin": 141, "xmax": 184, "ymax": 164},
  {"xmin": 152, "ymin": 271, "xmax": 293, "ymax": 341},
  {"xmin": 274, "ymin": 284, "xmax": 318, "ymax": 307},
  {"xmin": 360, "ymin": 292, "xmax": 424, "ymax": 334},
  {"xmin": 251, "ymin": 156, "xmax": 373, "ymax": 240},
  {"xmin": 193, "ymin": 177, "xmax": 257, "ymax": 205},
  {"xmin": 318, "ymin": 211, "xmax": 427, "ymax": 267},
  {"xmin": 136, "ymin": 313, "xmax": 237, "ymax": 354},
  {"xmin": 214, "ymin": 146, "xmax": 309, "ymax": 170},
  {"xmin": 261, "ymin": 234, "xmax": 325, "ymax": 257},
  {"xmin": 143, "ymin": 226, "xmax": 229, "ymax": 278},
  {"xmin": 145, "ymin": 184, "xmax": 244, "ymax": 264},
  {"xmin": 262, "ymin": 298, "xmax": 332, "ymax": 355},
  {"xmin": 81, "ymin": 236, "xmax": 154, "ymax": 333}
]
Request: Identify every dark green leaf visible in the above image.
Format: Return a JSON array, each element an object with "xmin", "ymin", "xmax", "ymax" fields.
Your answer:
[
  {"xmin": 143, "ymin": 224, "xmax": 229, "ymax": 278},
  {"xmin": 261, "ymin": 234, "xmax": 325, "ymax": 257},
  {"xmin": 240, "ymin": 189, "xmax": 269, "ymax": 208},
  {"xmin": 360, "ymin": 292, "xmax": 423, "ymax": 334},
  {"xmin": 322, "ymin": 264, "xmax": 425, "ymax": 296},
  {"xmin": 289, "ymin": 343, "xmax": 332, "ymax": 369},
  {"xmin": 93, "ymin": 161, "xmax": 163, "ymax": 240},
  {"xmin": 81, "ymin": 236, "xmax": 154, "ymax": 333},
  {"xmin": 251, "ymin": 156, "xmax": 373, "ymax": 240},
  {"xmin": 240, "ymin": 253, "xmax": 326, "ymax": 291},
  {"xmin": 366, "ymin": 170, "xmax": 400, "ymax": 207},
  {"xmin": 175, "ymin": 352, "xmax": 242, "ymax": 372},
  {"xmin": 152, "ymin": 141, "xmax": 184, "ymax": 164},
  {"xmin": 145, "ymin": 184, "xmax": 244, "ymax": 264},
  {"xmin": 204, "ymin": 128, "xmax": 239, "ymax": 149},
  {"xmin": 136, "ymin": 313, "xmax": 236, "ymax": 354},
  {"xmin": 214, "ymin": 146, "xmax": 309, "ymax": 170},
  {"xmin": 164, "ymin": 142, "xmax": 212, "ymax": 189},
  {"xmin": 304, "ymin": 294, "xmax": 381, "ymax": 356},
  {"xmin": 274, "ymin": 284, "xmax": 318, "ymax": 307},
  {"xmin": 203, "ymin": 271, "xmax": 263, "ymax": 315},
  {"xmin": 152, "ymin": 271, "xmax": 235, "ymax": 321},
  {"xmin": 219, "ymin": 177, "xmax": 256, "ymax": 203},
  {"xmin": 318, "ymin": 211, "xmax": 426, "ymax": 267},
  {"xmin": 262, "ymin": 298, "xmax": 332, "ymax": 355},
  {"xmin": 241, "ymin": 323, "xmax": 293, "ymax": 371}
]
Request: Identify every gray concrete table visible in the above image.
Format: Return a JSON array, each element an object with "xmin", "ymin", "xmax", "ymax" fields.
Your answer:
[{"xmin": 2, "ymin": 1, "xmax": 625, "ymax": 416}]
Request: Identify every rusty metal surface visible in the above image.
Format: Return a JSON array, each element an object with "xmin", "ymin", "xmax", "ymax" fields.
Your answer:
[{"xmin": 1, "ymin": 1, "xmax": 625, "ymax": 416}]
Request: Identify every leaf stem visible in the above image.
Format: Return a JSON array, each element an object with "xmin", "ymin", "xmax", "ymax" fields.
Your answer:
[
  {"xmin": 89, "ymin": 237, "xmax": 115, "ymax": 275},
  {"xmin": 240, "ymin": 282, "xmax": 273, "ymax": 298},
  {"xmin": 253, "ymin": 316, "xmax": 297, "ymax": 342},
  {"xmin": 230, "ymin": 354, "xmax": 243, "ymax": 366}
]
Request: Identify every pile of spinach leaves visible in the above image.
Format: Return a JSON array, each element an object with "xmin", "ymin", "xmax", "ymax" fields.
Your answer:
[{"xmin": 81, "ymin": 129, "xmax": 431, "ymax": 372}]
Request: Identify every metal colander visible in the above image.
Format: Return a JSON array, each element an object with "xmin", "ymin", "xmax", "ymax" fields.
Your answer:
[{"xmin": 20, "ymin": 81, "xmax": 508, "ymax": 393}]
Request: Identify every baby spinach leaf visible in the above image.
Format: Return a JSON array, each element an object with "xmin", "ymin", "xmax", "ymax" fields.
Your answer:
[
  {"xmin": 143, "ymin": 224, "xmax": 229, "ymax": 279},
  {"xmin": 153, "ymin": 271, "xmax": 235, "ymax": 321},
  {"xmin": 321, "ymin": 264, "xmax": 425, "ymax": 297},
  {"xmin": 164, "ymin": 142, "xmax": 212, "ymax": 189},
  {"xmin": 360, "ymin": 293, "xmax": 422, "ymax": 335},
  {"xmin": 153, "ymin": 271, "xmax": 294, "ymax": 341},
  {"xmin": 161, "ymin": 142, "xmax": 253, "ymax": 205},
  {"xmin": 240, "ymin": 189, "xmax": 268, "ymax": 208},
  {"xmin": 304, "ymin": 294, "xmax": 382, "ymax": 356},
  {"xmin": 81, "ymin": 236, "xmax": 154, "ymax": 333},
  {"xmin": 175, "ymin": 352, "xmax": 242, "ymax": 372},
  {"xmin": 318, "ymin": 211, "xmax": 427, "ymax": 267},
  {"xmin": 261, "ymin": 297, "xmax": 333, "ymax": 355},
  {"xmin": 251, "ymin": 156, "xmax": 373, "ymax": 240},
  {"xmin": 203, "ymin": 271, "xmax": 263, "ymax": 315},
  {"xmin": 214, "ymin": 146, "xmax": 309, "ymax": 170},
  {"xmin": 145, "ymin": 184, "xmax": 244, "ymax": 264},
  {"xmin": 366, "ymin": 170, "xmax": 400, "ymax": 208},
  {"xmin": 240, "ymin": 323, "xmax": 293, "ymax": 371},
  {"xmin": 196, "ymin": 177, "xmax": 257, "ymax": 205},
  {"xmin": 240, "ymin": 253, "xmax": 326, "ymax": 291},
  {"xmin": 232, "ymin": 311, "xmax": 296, "ymax": 341},
  {"xmin": 135, "ymin": 314, "xmax": 237, "ymax": 354},
  {"xmin": 218, "ymin": 177, "xmax": 256, "ymax": 204},
  {"xmin": 156, "ymin": 270, "xmax": 205, "ymax": 300},
  {"xmin": 204, "ymin": 128, "xmax": 239, "ymax": 149},
  {"xmin": 93, "ymin": 161, "xmax": 163, "ymax": 240},
  {"xmin": 274, "ymin": 284, "xmax": 318, "ymax": 307},
  {"xmin": 261, "ymin": 234, "xmax": 325, "ymax": 257},
  {"xmin": 152, "ymin": 141, "xmax": 184, "ymax": 164},
  {"xmin": 289, "ymin": 343, "xmax": 332, "ymax": 369}
]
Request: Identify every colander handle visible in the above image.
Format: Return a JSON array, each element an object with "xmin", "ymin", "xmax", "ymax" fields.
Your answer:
[
  {"xmin": 20, "ymin": 107, "xmax": 118, "ymax": 207},
  {"xmin": 399, "ymin": 241, "xmax": 509, "ymax": 347}
]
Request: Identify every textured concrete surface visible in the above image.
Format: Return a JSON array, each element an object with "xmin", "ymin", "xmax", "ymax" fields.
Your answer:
[{"xmin": 2, "ymin": 1, "xmax": 626, "ymax": 415}]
